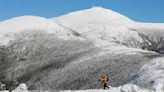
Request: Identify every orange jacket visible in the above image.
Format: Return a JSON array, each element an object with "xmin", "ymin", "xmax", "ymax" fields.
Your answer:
[{"xmin": 99, "ymin": 75, "xmax": 109, "ymax": 84}]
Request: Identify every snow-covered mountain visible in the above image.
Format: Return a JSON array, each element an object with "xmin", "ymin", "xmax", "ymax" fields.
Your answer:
[
  {"xmin": 52, "ymin": 7, "xmax": 164, "ymax": 53},
  {"xmin": 0, "ymin": 7, "xmax": 164, "ymax": 91},
  {"xmin": 52, "ymin": 7, "xmax": 143, "ymax": 48},
  {"xmin": 0, "ymin": 15, "xmax": 83, "ymax": 45}
]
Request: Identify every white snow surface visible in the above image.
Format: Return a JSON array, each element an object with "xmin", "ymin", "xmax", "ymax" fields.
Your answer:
[
  {"xmin": 8, "ymin": 83, "xmax": 163, "ymax": 92},
  {"xmin": 58, "ymin": 83, "xmax": 163, "ymax": 92}
]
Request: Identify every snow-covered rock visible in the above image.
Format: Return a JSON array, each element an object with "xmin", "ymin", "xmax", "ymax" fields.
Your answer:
[
  {"xmin": 120, "ymin": 84, "xmax": 139, "ymax": 92},
  {"xmin": 12, "ymin": 83, "xmax": 28, "ymax": 92}
]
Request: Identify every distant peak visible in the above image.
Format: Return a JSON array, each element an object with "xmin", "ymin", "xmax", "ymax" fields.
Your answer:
[
  {"xmin": 76, "ymin": 7, "xmax": 126, "ymax": 18},
  {"xmin": 14, "ymin": 15, "xmax": 40, "ymax": 19},
  {"xmin": 1, "ymin": 15, "xmax": 48, "ymax": 22},
  {"xmin": 90, "ymin": 6, "xmax": 106, "ymax": 10},
  {"xmin": 89, "ymin": 6, "xmax": 115, "ymax": 11}
]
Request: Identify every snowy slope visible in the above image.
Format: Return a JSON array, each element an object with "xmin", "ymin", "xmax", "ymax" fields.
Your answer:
[{"xmin": 131, "ymin": 57, "xmax": 164, "ymax": 86}]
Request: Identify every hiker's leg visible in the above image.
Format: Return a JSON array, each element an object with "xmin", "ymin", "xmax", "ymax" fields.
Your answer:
[
  {"xmin": 105, "ymin": 83, "xmax": 109, "ymax": 89},
  {"xmin": 103, "ymin": 83, "xmax": 106, "ymax": 89}
]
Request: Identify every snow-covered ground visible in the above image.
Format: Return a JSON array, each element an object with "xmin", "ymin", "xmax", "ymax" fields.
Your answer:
[{"xmin": 6, "ymin": 83, "xmax": 164, "ymax": 92}]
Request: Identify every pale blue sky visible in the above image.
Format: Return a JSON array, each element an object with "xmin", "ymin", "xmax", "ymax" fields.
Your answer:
[{"xmin": 0, "ymin": 0, "xmax": 164, "ymax": 22}]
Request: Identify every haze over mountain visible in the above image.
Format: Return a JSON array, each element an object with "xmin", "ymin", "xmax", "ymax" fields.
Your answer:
[{"xmin": 0, "ymin": 7, "xmax": 164, "ymax": 91}]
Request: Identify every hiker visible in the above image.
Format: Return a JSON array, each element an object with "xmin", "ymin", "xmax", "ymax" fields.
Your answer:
[{"xmin": 98, "ymin": 75, "xmax": 110, "ymax": 89}]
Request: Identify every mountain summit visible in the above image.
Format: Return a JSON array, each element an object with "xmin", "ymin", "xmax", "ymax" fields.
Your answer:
[
  {"xmin": 52, "ymin": 7, "xmax": 133, "ymax": 29},
  {"xmin": 52, "ymin": 7, "xmax": 142, "ymax": 47}
]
